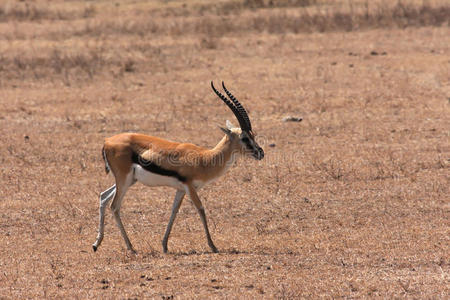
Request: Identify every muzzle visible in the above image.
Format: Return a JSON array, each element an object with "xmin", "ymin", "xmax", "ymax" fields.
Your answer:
[{"xmin": 253, "ymin": 147, "xmax": 264, "ymax": 160}]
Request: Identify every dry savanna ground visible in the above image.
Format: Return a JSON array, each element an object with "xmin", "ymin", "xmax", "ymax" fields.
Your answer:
[{"xmin": 0, "ymin": 0, "xmax": 449, "ymax": 298}]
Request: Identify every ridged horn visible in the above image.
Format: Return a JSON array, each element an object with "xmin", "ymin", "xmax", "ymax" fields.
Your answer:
[
  {"xmin": 221, "ymin": 81, "xmax": 252, "ymax": 131},
  {"xmin": 211, "ymin": 81, "xmax": 250, "ymax": 132}
]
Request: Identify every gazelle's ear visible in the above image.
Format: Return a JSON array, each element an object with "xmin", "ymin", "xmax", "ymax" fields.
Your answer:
[
  {"xmin": 218, "ymin": 125, "xmax": 232, "ymax": 136},
  {"xmin": 226, "ymin": 120, "xmax": 236, "ymax": 130}
]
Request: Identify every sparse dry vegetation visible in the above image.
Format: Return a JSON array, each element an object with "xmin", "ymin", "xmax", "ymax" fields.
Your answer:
[
  {"xmin": 0, "ymin": 0, "xmax": 449, "ymax": 298},
  {"xmin": 0, "ymin": 2, "xmax": 95, "ymax": 22}
]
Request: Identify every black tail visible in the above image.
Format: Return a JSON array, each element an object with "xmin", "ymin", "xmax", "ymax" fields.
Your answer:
[{"xmin": 102, "ymin": 146, "xmax": 110, "ymax": 174}]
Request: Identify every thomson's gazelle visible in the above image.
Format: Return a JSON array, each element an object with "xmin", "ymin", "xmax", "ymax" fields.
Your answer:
[{"xmin": 92, "ymin": 82, "xmax": 264, "ymax": 253}]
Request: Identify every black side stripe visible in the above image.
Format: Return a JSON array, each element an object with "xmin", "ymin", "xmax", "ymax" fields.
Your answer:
[{"xmin": 131, "ymin": 151, "xmax": 187, "ymax": 182}]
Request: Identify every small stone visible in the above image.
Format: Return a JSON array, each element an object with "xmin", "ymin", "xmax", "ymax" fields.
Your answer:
[{"xmin": 282, "ymin": 116, "xmax": 302, "ymax": 122}]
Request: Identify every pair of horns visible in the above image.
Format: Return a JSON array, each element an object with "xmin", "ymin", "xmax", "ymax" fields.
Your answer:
[{"xmin": 211, "ymin": 81, "xmax": 252, "ymax": 132}]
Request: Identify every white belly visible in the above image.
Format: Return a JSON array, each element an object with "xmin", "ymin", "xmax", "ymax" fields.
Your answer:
[{"xmin": 133, "ymin": 164, "xmax": 184, "ymax": 190}]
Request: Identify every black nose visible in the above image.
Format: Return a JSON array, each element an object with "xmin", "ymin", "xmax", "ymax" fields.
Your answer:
[{"xmin": 257, "ymin": 147, "xmax": 264, "ymax": 160}]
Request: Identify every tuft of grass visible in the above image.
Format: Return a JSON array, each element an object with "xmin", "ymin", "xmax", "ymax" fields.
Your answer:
[
  {"xmin": 229, "ymin": 0, "xmax": 318, "ymax": 10},
  {"xmin": 0, "ymin": 2, "xmax": 95, "ymax": 22},
  {"xmin": 199, "ymin": 35, "xmax": 220, "ymax": 49},
  {"xmin": 3, "ymin": 48, "xmax": 106, "ymax": 84},
  {"xmin": 248, "ymin": 1, "xmax": 450, "ymax": 34}
]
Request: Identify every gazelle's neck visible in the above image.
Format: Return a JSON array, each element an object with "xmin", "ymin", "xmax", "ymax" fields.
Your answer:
[
  {"xmin": 191, "ymin": 134, "xmax": 239, "ymax": 189},
  {"xmin": 209, "ymin": 134, "xmax": 239, "ymax": 168}
]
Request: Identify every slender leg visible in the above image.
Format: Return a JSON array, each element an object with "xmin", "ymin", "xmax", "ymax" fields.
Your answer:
[
  {"xmin": 110, "ymin": 175, "xmax": 136, "ymax": 253},
  {"xmin": 162, "ymin": 190, "xmax": 185, "ymax": 253},
  {"xmin": 93, "ymin": 185, "xmax": 116, "ymax": 252},
  {"xmin": 185, "ymin": 184, "xmax": 218, "ymax": 253}
]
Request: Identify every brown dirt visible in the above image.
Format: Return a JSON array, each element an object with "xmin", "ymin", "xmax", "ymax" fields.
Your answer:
[{"xmin": 0, "ymin": 0, "xmax": 449, "ymax": 298}]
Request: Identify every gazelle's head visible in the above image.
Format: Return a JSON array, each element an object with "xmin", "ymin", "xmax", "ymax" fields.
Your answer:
[{"xmin": 211, "ymin": 81, "xmax": 264, "ymax": 160}]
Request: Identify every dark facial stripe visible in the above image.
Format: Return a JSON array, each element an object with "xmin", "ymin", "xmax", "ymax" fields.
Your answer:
[
  {"xmin": 241, "ymin": 137, "xmax": 254, "ymax": 150},
  {"xmin": 131, "ymin": 152, "xmax": 187, "ymax": 182},
  {"xmin": 245, "ymin": 141, "xmax": 253, "ymax": 150}
]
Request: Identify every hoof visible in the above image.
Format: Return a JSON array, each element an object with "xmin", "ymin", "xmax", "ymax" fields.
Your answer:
[{"xmin": 93, "ymin": 245, "xmax": 97, "ymax": 252}]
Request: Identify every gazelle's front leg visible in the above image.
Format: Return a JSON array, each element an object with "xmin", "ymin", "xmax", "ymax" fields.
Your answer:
[
  {"xmin": 93, "ymin": 185, "xmax": 116, "ymax": 252},
  {"xmin": 162, "ymin": 190, "xmax": 185, "ymax": 253},
  {"xmin": 185, "ymin": 184, "xmax": 218, "ymax": 253}
]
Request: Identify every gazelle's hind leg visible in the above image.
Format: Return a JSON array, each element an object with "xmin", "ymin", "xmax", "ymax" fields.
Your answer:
[
  {"xmin": 110, "ymin": 172, "xmax": 136, "ymax": 253},
  {"xmin": 93, "ymin": 185, "xmax": 116, "ymax": 252},
  {"xmin": 162, "ymin": 190, "xmax": 185, "ymax": 253}
]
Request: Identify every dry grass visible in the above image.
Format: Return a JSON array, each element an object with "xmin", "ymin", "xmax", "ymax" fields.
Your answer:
[
  {"xmin": 0, "ymin": 1, "xmax": 95, "ymax": 21},
  {"xmin": 1, "ymin": 0, "xmax": 448, "ymax": 84},
  {"xmin": 0, "ymin": 0, "xmax": 449, "ymax": 298}
]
